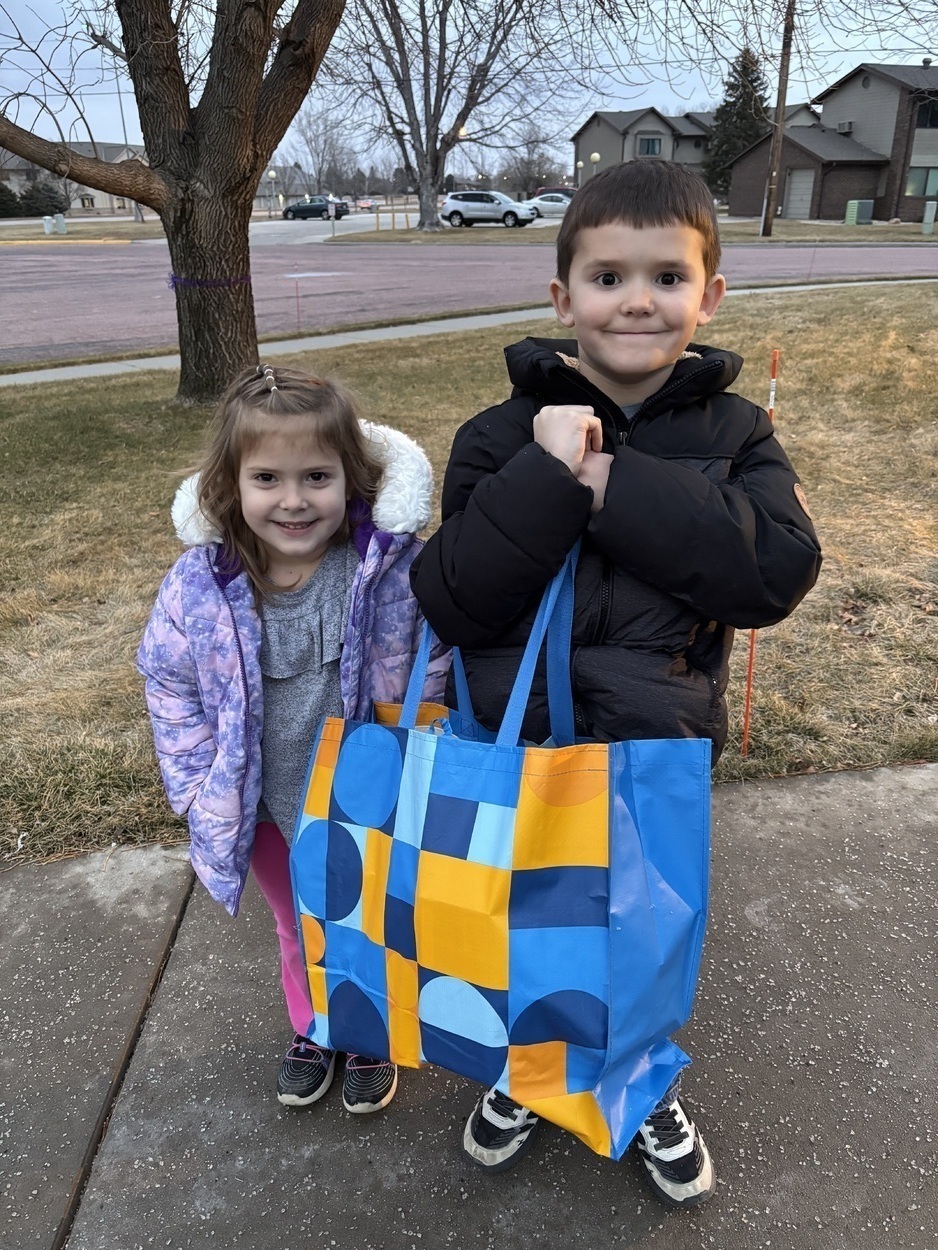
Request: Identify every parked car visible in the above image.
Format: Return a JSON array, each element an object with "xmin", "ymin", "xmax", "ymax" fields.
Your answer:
[
  {"xmin": 355, "ymin": 197, "xmax": 378, "ymax": 210},
  {"xmin": 440, "ymin": 191, "xmax": 535, "ymax": 228},
  {"xmin": 521, "ymin": 192, "xmax": 572, "ymax": 219},
  {"xmin": 282, "ymin": 195, "xmax": 350, "ymax": 220},
  {"xmin": 534, "ymin": 185, "xmax": 576, "ymax": 199}
]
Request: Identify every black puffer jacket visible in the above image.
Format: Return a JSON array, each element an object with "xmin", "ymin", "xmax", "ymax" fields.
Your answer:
[{"xmin": 411, "ymin": 337, "xmax": 822, "ymax": 760}]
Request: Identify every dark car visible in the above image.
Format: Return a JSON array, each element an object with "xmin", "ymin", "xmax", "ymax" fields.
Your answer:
[
  {"xmin": 282, "ymin": 195, "xmax": 350, "ymax": 220},
  {"xmin": 534, "ymin": 185, "xmax": 576, "ymax": 199}
]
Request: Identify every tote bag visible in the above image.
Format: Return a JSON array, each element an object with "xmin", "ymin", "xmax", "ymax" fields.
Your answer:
[{"xmin": 290, "ymin": 549, "xmax": 711, "ymax": 1159}]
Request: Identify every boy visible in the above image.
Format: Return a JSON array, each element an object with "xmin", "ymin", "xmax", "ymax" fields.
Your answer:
[{"xmin": 410, "ymin": 161, "xmax": 821, "ymax": 1208}]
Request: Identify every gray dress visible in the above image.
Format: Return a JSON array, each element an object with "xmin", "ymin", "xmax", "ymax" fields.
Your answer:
[{"xmin": 256, "ymin": 541, "xmax": 359, "ymax": 843}]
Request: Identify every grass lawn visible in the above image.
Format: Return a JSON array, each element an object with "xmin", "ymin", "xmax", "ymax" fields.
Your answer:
[
  {"xmin": 1, "ymin": 284, "xmax": 936, "ymax": 866},
  {"xmin": 328, "ymin": 218, "xmax": 938, "ymax": 245}
]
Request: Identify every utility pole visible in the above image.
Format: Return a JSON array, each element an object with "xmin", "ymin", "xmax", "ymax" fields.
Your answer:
[{"xmin": 760, "ymin": 0, "xmax": 796, "ymax": 237}]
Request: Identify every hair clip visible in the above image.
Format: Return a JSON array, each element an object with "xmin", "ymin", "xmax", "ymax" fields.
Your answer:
[{"xmin": 256, "ymin": 363, "xmax": 279, "ymax": 392}]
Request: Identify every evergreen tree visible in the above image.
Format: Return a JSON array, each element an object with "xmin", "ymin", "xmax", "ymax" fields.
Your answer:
[
  {"xmin": 0, "ymin": 182, "xmax": 21, "ymax": 217},
  {"xmin": 704, "ymin": 48, "xmax": 772, "ymax": 198},
  {"xmin": 18, "ymin": 179, "xmax": 70, "ymax": 216}
]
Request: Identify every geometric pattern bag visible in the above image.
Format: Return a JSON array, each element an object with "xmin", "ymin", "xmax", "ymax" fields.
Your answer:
[{"xmin": 290, "ymin": 548, "xmax": 711, "ymax": 1159}]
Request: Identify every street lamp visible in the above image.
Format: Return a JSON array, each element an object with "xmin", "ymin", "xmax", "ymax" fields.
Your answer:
[
  {"xmin": 267, "ymin": 168, "xmax": 277, "ymax": 218},
  {"xmin": 589, "ymin": 152, "xmax": 601, "ymax": 177},
  {"xmin": 576, "ymin": 159, "xmax": 584, "ymax": 187}
]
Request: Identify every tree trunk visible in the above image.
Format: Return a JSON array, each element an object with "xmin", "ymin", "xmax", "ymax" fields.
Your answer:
[
  {"xmin": 162, "ymin": 190, "xmax": 260, "ymax": 404},
  {"xmin": 416, "ymin": 169, "xmax": 443, "ymax": 231}
]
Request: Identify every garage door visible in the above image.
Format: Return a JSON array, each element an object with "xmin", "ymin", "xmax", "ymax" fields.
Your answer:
[{"xmin": 782, "ymin": 168, "xmax": 815, "ymax": 219}]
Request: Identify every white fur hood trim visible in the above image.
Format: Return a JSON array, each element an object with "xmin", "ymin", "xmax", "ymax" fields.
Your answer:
[{"xmin": 171, "ymin": 421, "xmax": 433, "ymax": 547}]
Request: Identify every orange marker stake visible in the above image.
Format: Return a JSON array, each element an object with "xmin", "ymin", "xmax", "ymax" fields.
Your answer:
[{"xmin": 741, "ymin": 350, "xmax": 780, "ymax": 757}]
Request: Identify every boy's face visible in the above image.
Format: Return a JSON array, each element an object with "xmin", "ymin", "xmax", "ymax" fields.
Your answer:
[{"xmin": 549, "ymin": 221, "xmax": 726, "ymax": 406}]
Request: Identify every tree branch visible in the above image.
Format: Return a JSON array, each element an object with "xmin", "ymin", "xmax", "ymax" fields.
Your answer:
[{"xmin": 0, "ymin": 114, "xmax": 169, "ymax": 210}]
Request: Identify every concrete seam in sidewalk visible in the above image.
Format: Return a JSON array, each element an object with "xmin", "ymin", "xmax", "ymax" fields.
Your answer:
[{"xmin": 49, "ymin": 866, "xmax": 197, "ymax": 1250}]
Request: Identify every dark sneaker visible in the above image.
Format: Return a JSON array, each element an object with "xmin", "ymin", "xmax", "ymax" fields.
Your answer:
[
  {"xmin": 342, "ymin": 1054, "xmax": 398, "ymax": 1113},
  {"xmin": 462, "ymin": 1087, "xmax": 540, "ymax": 1173},
  {"xmin": 634, "ymin": 1095, "xmax": 716, "ymax": 1208},
  {"xmin": 276, "ymin": 1034, "xmax": 336, "ymax": 1107}
]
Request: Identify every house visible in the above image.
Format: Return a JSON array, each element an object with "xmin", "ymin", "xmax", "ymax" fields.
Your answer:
[
  {"xmin": 570, "ymin": 104, "xmax": 816, "ymax": 186},
  {"xmin": 0, "ymin": 142, "xmax": 147, "ymax": 215},
  {"xmin": 571, "ymin": 110, "xmax": 713, "ymax": 182},
  {"xmin": 728, "ymin": 61, "xmax": 938, "ymax": 221}
]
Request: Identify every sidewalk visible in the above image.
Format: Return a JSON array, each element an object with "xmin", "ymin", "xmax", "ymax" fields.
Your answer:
[
  {"xmin": 2, "ymin": 763, "xmax": 935, "ymax": 1250},
  {"xmin": 3, "ymin": 278, "xmax": 937, "ymax": 389}
]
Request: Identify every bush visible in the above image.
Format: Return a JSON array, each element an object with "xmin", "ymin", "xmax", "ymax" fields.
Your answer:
[
  {"xmin": 0, "ymin": 182, "xmax": 21, "ymax": 217},
  {"xmin": 18, "ymin": 180, "xmax": 70, "ymax": 217}
]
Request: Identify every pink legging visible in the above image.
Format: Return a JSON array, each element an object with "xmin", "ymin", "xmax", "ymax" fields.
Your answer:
[{"xmin": 250, "ymin": 820, "xmax": 315, "ymax": 1038}]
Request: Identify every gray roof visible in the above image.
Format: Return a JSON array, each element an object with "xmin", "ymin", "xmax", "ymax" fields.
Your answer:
[
  {"xmin": 738, "ymin": 123, "xmax": 888, "ymax": 164},
  {"xmin": 572, "ymin": 108, "xmax": 667, "ymax": 140},
  {"xmin": 56, "ymin": 141, "xmax": 146, "ymax": 160},
  {"xmin": 684, "ymin": 111, "xmax": 715, "ymax": 130},
  {"xmin": 667, "ymin": 112, "xmax": 713, "ymax": 137},
  {"xmin": 813, "ymin": 62, "xmax": 938, "ymax": 102}
]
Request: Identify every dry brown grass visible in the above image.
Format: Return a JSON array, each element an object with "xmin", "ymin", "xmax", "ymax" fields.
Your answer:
[
  {"xmin": 1, "ymin": 284, "xmax": 936, "ymax": 867},
  {"xmin": 329, "ymin": 218, "xmax": 938, "ymax": 246},
  {"xmin": 0, "ymin": 219, "xmax": 167, "ymax": 243}
]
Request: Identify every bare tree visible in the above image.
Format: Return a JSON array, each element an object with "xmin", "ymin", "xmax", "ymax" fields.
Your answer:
[
  {"xmin": 495, "ymin": 127, "xmax": 568, "ymax": 201},
  {"xmin": 287, "ymin": 93, "xmax": 358, "ymax": 193},
  {"xmin": 324, "ymin": 0, "xmax": 585, "ymax": 230},
  {"xmin": 0, "ymin": 1, "xmax": 346, "ymax": 402}
]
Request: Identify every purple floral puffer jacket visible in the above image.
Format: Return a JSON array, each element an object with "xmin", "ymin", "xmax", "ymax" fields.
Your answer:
[{"xmin": 137, "ymin": 423, "xmax": 450, "ymax": 916}]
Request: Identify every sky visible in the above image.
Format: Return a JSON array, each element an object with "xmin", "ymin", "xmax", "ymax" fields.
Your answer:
[{"xmin": 2, "ymin": 3, "xmax": 935, "ymax": 159}]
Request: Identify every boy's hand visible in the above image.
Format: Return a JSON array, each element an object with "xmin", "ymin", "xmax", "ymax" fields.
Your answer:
[
  {"xmin": 576, "ymin": 449, "xmax": 614, "ymax": 513},
  {"xmin": 533, "ymin": 404, "xmax": 603, "ymax": 473}
]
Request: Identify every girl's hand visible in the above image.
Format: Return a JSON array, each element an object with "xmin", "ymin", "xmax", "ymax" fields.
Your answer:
[
  {"xmin": 533, "ymin": 404, "xmax": 603, "ymax": 473},
  {"xmin": 576, "ymin": 449, "xmax": 614, "ymax": 513}
]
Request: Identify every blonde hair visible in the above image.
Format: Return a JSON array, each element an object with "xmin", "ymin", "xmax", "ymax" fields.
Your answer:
[{"xmin": 196, "ymin": 365, "xmax": 383, "ymax": 596}]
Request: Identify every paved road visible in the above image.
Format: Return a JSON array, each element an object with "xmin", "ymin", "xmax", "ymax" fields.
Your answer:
[{"xmin": 3, "ymin": 228, "xmax": 936, "ymax": 365}]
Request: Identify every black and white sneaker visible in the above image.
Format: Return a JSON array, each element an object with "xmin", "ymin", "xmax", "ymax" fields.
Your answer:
[
  {"xmin": 276, "ymin": 1034, "xmax": 336, "ymax": 1107},
  {"xmin": 462, "ymin": 1087, "xmax": 540, "ymax": 1173},
  {"xmin": 342, "ymin": 1054, "xmax": 398, "ymax": 1113},
  {"xmin": 634, "ymin": 1095, "xmax": 716, "ymax": 1208}
]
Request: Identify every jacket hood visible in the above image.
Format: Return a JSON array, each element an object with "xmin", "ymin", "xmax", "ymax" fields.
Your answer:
[
  {"xmin": 171, "ymin": 421, "xmax": 433, "ymax": 547},
  {"xmin": 503, "ymin": 337, "xmax": 744, "ymax": 420}
]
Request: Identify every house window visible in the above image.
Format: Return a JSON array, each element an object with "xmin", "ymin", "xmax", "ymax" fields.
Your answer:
[
  {"xmin": 905, "ymin": 167, "xmax": 938, "ymax": 196},
  {"xmin": 80, "ymin": 194, "xmax": 95, "ymax": 208},
  {"xmin": 637, "ymin": 136, "xmax": 661, "ymax": 156},
  {"xmin": 915, "ymin": 99, "xmax": 938, "ymax": 129}
]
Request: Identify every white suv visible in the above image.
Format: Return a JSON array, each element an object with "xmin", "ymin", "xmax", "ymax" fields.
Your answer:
[{"xmin": 441, "ymin": 191, "xmax": 536, "ymax": 228}]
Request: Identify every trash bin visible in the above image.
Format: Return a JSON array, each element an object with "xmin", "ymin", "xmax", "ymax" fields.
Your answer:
[
  {"xmin": 52, "ymin": 213, "xmax": 67, "ymax": 235},
  {"xmin": 42, "ymin": 215, "xmax": 53, "ymax": 235},
  {"xmin": 923, "ymin": 201, "xmax": 937, "ymax": 236}
]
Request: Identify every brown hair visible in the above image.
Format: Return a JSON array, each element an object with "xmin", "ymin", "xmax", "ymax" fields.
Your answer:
[
  {"xmin": 196, "ymin": 365, "xmax": 383, "ymax": 596},
  {"xmin": 556, "ymin": 161, "xmax": 721, "ymax": 284}
]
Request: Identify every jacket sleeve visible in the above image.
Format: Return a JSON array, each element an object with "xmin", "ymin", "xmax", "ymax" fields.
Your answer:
[
  {"xmin": 411, "ymin": 418, "xmax": 593, "ymax": 647},
  {"xmin": 136, "ymin": 567, "xmax": 217, "ymax": 816},
  {"xmin": 588, "ymin": 406, "xmax": 822, "ymax": 628}
]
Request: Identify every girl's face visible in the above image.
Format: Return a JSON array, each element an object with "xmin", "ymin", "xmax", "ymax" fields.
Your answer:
[{"xmin": 237, "ymin": 428, "xmax": 348, "ymax": 587}]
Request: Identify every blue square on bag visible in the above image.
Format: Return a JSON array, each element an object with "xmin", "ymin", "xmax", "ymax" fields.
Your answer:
[
  {"xmin": 384, "ymin": 895, "xmax": 417, "ymax": 961},
  {"xmin": 387, "ymin": 838, "xmax": 420, "ymax": 903},
  {"xmin": 508, "ymin": 866, "xmax": 609, "ymax": 929},
  {"xmin": 421, "ymin": 793, "xmax": 476, "ymax": 859}
]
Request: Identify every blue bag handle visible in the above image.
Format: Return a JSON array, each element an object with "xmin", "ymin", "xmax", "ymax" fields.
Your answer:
[
  {"xmin": 399, "ymin": 543, "xmax": 580, "ymax": 745},
  {"xmin": 544, "ymin": 546, "xmax": 578, "ymax": 747}
]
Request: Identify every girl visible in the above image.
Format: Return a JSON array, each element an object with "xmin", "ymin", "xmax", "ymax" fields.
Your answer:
[{"xmin": 138, "ymin": 364, "xmax": 449, "ymax": 1115}]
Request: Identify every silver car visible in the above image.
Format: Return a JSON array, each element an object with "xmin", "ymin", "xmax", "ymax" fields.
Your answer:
[
  {"xmin": 441, "ymin": 191, "xmax": 535, "ymax": 228},
  {"xmin": 522, "ymin": 193, "xmax": 571, "ymax": 219}
]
